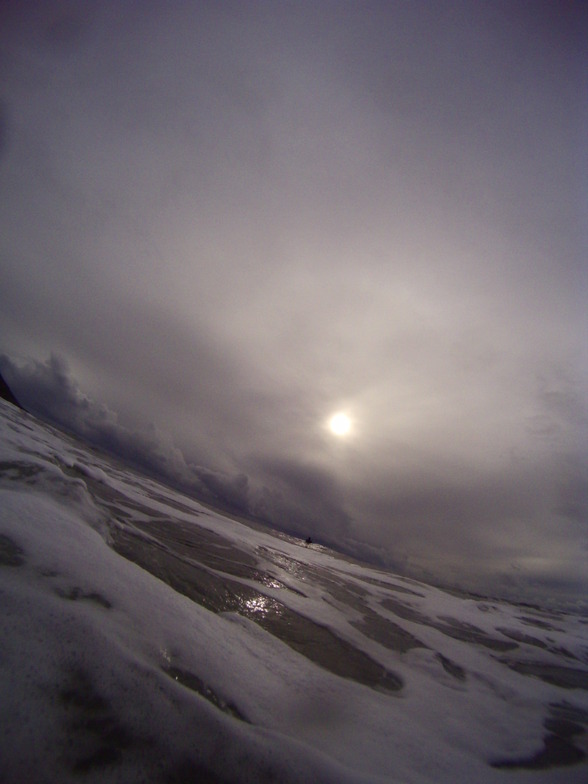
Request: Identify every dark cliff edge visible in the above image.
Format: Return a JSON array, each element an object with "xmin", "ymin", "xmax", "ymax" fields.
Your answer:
[{"xmin": 0, "ymin": 371, "xmax": 24, "ymax": 410}]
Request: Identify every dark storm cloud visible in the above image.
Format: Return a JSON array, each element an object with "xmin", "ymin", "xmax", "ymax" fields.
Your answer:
[
  {"xmin": 249, "ymin": 456, "xmax": 352, "ymax": 542},
  {"xmin": 0, "ymin": 353, "xmax": 252, "ymax": 511},
  {"xmin": 1, "ymin": 1, "xmax": 586, "ymax": 604}
]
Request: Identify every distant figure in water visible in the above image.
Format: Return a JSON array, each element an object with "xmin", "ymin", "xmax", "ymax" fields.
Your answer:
[{"xmin": 305, "ymin": 536, "xmax": 312, "ymax": 545}]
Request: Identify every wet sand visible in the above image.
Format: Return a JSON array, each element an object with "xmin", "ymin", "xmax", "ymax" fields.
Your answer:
[{"xmin": 492, "ymin": 704, "xmax": 587, "ymax": 769}]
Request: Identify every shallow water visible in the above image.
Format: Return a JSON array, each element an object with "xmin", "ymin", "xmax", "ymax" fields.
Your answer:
[{"xmin": 110, "ymin": 519, "xmax": 403, "ymax": 692}]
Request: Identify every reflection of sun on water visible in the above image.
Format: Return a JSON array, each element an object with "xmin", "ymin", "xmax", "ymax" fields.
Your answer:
[
  {"xmin": 239, "ymin": 594, "xmax": 279, "ymax": 619},
  {"xmin": 328, "ymin": 412, "xmax": 351, "ymax": 437}
]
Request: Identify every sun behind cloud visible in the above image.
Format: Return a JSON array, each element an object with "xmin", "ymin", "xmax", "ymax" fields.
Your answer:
[{"xmin": 328, "ymin": 412, "xmax": 352, "ymax": 437}]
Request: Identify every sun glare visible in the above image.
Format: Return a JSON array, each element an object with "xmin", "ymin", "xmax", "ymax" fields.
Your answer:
[{"xmin": 328, "ymin": 412, "xmax": 351, "ymax": 437}]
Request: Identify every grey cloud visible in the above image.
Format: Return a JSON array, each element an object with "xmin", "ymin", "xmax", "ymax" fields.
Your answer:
[
  {"xmin": 249, "ymin": 456, "xmax": 352, "ymax": 544},
  {"xmin": 0, "ymin": 353, "xmax": 246, "ymax": 510},
  {"xmin": 0, "ymin": 353, "xmax": 109, "ymax": 433},
  {"xmin": 192, "ymin": 467, "xmax": 250, "ymax": 514},
  {"xmin": 555, "ymin": 473, "xmax": 588, "ymax": 526}
]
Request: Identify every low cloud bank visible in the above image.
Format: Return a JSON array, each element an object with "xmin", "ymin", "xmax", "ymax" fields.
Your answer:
[
  {"xmin": 0, "ymin": 353, "xmax": 347, "ymax": 545},
  {"xmin": 249, "ymin": 456, "xmax": 353, "ymax": 542},
  {"xmin": 0, "ymin": 353, "xmax": 244, "ymax": 509}
]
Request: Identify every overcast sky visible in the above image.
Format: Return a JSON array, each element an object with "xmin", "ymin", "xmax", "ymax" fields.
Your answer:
[{"xmin": 1, "ymin": 1, "xmax": 586, "ymax": 605}]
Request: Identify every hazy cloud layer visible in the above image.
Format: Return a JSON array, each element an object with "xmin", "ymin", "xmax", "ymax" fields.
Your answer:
[{"xmin": 1, "ymin": 1, "xmax": 586, "ymax": 604}]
